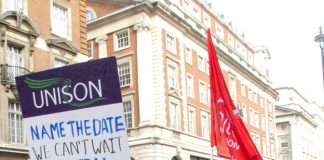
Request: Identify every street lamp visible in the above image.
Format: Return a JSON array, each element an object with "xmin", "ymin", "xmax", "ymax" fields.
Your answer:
[{"xmin": 314, "ymin": 27, "xmax": 324, "ymax": 85}]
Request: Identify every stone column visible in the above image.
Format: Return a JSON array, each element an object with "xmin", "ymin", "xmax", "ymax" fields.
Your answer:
[
  {"xmin": 133, "ymin": 21, "xmax": 153, "ymax": 126},
  {"xmin": 95, "ymin": 35, "xmax": 108, "ymax": 59}
]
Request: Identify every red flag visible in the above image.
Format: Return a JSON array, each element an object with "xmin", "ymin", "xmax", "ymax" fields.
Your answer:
[{"xmin": 207, "ymin": 29, "xmax": 262, "ymax": 160}]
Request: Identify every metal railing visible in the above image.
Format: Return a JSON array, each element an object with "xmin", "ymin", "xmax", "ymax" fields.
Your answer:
[{"xmin": 0, "ymin": 64, "xmax": 30, "ymax": 84}]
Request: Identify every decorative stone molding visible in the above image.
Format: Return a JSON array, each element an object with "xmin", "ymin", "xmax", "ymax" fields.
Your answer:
[
  {"xmin": 0, "ymin": 25, "xmax": 6, "ymax": 46},
  {"xmin": 133, "ymin": 20, "xmax": 150, "ymax": 32},
  {"xmin": 29, "ymin": 35, "xmax": 36, "ymax": 54},
  {"xmin": 46, "ymin": 39, "xmax": 80, "ymax": 55},
  {"xmin": 95, "ymin": 35, "xmax": 108, "ymax": 45}
]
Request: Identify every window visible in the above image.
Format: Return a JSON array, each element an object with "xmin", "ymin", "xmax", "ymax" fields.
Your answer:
[
  {"xmin": 186, "ymin": 74, "xmax": 194, "ymax": 98},
  {"xmin": 185, "ymin": 47, "xmax": 192, "ymax": 64},
  {"xmin": 206, "ymin": 61, "xmax": 209, "ymax": 75},
  {"xmin": 262, "ymin": 138, "xmax": 267, "ymax": 156},
  {"xmin": 254, "ymin": 111, "xmax": 259, "ymax": 128},
  {"xmin": 280, "ymin": 137, "xmax": 288, "ymax": 148},
  {"xmin": 4, "ymin": 0, "xmax": 23, "ymax": 12},
  {"xmin": 8, "ymin": 101, "xmax": 23, "ymax": 143},
  {"xmin": 188, "ymin": 106, "xmax": 196, "ymax": 135},
  {"xmin": 170, "ymin": 102, "xmax": 179, "ymax": 129},
  {"xmin": 198, "ymin": 55, "xmax": 205, "ymax": 72},
  {"xmin": 228, "ymin": 34, "xmax": 234, "ymax": 48},
  {"xmin": 216, "ymin": 23, "xmax": 224, "ymax": 39},
  {"xmin": 255, "ymin": 134, "xmax": 260, "ymax": 151},
  {"xmin": 199, "ymin": 81, "xmax": 207, "ymax": 103},
  {"xmin": 201, "ymin": 111, "xmax": 209, "ymax": 138},
  {"xmin": 166, "ymin": 34, "xmax": 176, "ymax": 53},
  {"xmin": 268, "ymin": 101, "xmax": 273, "ymax": 113},
  {"xmin": 123, "ymin": 100, "xmax": 133, "ymax": 129},
  {"xmin": 203, "ymin": 12, "xmax": 211, "ymax": 28},
  {"xmin": 87, "ymin": 41, "xmax": 93, "ymax": 58},
  {"xmin": 115, "ymin": 30, "xmax": 130, "ymax": 51},
  {"xmin": 248, "ymin": 88, "xmax": 253, "ymax": 101},
  {"xmin": 86, "ymin": 8, "xmax": 96, "ymax": 22},
  {"xmin": 281, "ymin": 155, "xmax": 289, "ymax": 160},
  {"xmin": 261, "ymin": 114, "xmax": 265, "ymax": 131},
  {"xmin": 242, "ymin": 105, "xmax": 247, "ymax": 122},
  {"xmin": 229, "ymin": 75, "xmax": 237, "ymax": 99},
  {"xmin": 183, "ymin": 0, "xmax": 191, "ymax": 10},
  {"xmin": 269, "ymin": 117, "xmax": 274, "ymax": 134},
  {"xmin": 7, "ymin": 45, "xmax": 23, "ymax": 67},
  {"xmin": 168, "ymin": 64, "xmax": 177, "ymax": 89},
  {"xmin": 260, "ymin": 97, "xmax": 264, "ymax": 108},
  {"xmin": 253, "ymin": 92, "xmax": 258, "ymax": 104},
  {"xmin": 118, "ymin": 62, "xmax": 131, "ymax": 87},
  {"xmin": 54, "ymin": 58, "xmax": 68, "ymax": 68},
  {"xmin": 207, "ymin": 86, "xmax": 210, "ymax": 106},
  {"xmin": 249, "ymin": 109, "xmax": 255, "ymax": 126},
  {"xmin": 52, "ymin": 2, "xmax": 69, "ymax": 38},
  {"xmin": 192, "ymin": 3, "xmax": 201, "ymax": 20},
  {"xmin": 241, "ymin": 83, "xmax": 245, "ymax": 96}
]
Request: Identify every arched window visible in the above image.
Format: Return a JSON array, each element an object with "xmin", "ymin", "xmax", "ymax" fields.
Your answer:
[
  {"xmin": 86, "ymin": 7, "xmax": 96, "ymax": 22},
  {"xmin": 131, "ymin": 157, "xmax": 135, "ymax": 160}
]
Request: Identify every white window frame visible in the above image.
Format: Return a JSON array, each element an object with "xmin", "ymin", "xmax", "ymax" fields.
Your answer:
[
  {"xmin": 122, "ymin": 95, "xmax": 134, "ymax": 129},
  {"xmin": 241, "ymin": 83, "xmax": 245, "ymax": 97},
  {"xmin": 229, "ymin": 74, "xmax": 237, "ymax": 100},
  {"xmin": 216, "ymin": 23, "xmax": 224, "ymax": 39},
  {"xmin": 262, "ymin": 137, "xmax": 267, "ymax": 156},
  {"xmin": 254, "ymin": 111, "xmax": 259, "ymax": 128},
  {"xmin": 87, "ymin": 40, "xmax": 93, "ymax": 59},
  {"xmin": 199, "ymin": 80, "xmax": 207, "ymax": 104},
  {"xmin": 249, "ymin": 109, "xmax": 255, "ymax": 126},
  {"xmin": 207, "ymin": 85, "xmax": 210, "ymax": 106},
  {"xmin": 261, "ymin": 114, "xmax": 265, "ymax": 131},
  {"xmin": 114, "ymin": 29, "xmax": 130, "ymax": 51},
  {"xmin": 167, "ymin": 60, "xmax": 178, "ymax": 89},
  {"xmin": 242, "ymin": 104, "xmax": 247, "ymax": 122},
  {"xmin": 228, "ymin": 34, "xmax": 234, "ymax": 48},
  {"xmin": 166, "ymin": 33, "xmax": 176, "ymax": 54},
  {"xmin": 117, "ymin": 57, "xmax": 132, "ymax": 88},
  {"xmin": 185, "ymin": 46, "xmax": 192, "ymax": 64},
  {"xmin": 51, "ymin": 0, "xmax": 71, "ymax": 40},
  {"xmin": 183, "ymin": 0, "xmax": 191, "ymax": 11},
  {"xmin": 186, "ymin": 73, "xmax": 194, "ymax": 98},
  {"xmin": 53, "ymin": 57, "xmax": 69, "ymax": 68},
  {"xmin": 169, "ymin": 98, "xmax": 180, "ymax": 130},
  {"xmin": 255, "ymin": 134, "xmax": 260, "ymax": 151},
  {"xmin": 280, "ymin": 136, "xmax": 288, "ymax": 148},
  {"xmin": 86, "ymin": 6, "xmax": 97, "ymax": 22},
  {"xmin": 2, "ymin": 0, "xmax": 27, "ymax": 14},
  {"xmin": 203, "ymin": 11, "xmax": 211, "ymax": 28},
  {"xmin": 206, "ymin": 60, "xmax": 210, "ymax": 75},
  {"xmin": 8, "ymin": 101, "xmax": 23, "ymax": 144},
  {"xmin": 191, "ymin": 3, "xmax": 201, "ymax": 21},
  {"xmin": 188, "ymin": 105, "xmax": 196, "ymax": 135},
  {"xmin": 201, "ymin": 110, "xmax": 209, "ymax": 138},
  {"xmin": 6, "ymin": 45, "xmax": 23, "ymax": 67},
  {"xmin": 197, "ymin": 55, "xmax": 205, "ymax": 72}
]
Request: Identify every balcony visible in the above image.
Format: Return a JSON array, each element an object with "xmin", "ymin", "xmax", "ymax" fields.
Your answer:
[{"xmin": 0, "ymin": 64, "xmax": 30, "ymax": 85}]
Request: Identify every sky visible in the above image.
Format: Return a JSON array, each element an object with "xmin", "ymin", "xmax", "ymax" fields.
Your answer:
[{"xmin": 212, "ymin": 0, "xmax": 324, "ymax": 105}]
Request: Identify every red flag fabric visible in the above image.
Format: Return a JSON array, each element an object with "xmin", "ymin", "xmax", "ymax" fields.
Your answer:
[{"xmin": 207, "ymin": 29, "xmax": 262, "ymax": 160}]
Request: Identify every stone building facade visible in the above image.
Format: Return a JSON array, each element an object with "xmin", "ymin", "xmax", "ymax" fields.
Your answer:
[{"xmin": 87, "ymin": 0, "xmax": 277, "ymax": 159}]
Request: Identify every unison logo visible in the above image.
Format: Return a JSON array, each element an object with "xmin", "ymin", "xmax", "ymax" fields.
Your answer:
[{"xmin": 24, "ymin": 77, "xmax": 107, "ymax": 108}]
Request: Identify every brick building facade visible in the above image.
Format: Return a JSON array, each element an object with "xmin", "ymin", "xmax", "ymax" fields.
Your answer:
[{"xmin": 0, "ymin": 0, "xmax": 86, "ymax": 159}]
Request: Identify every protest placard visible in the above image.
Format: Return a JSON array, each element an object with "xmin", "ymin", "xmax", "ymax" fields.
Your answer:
[{"xmin": 16, "ymin": 57, "xmax": 131, "ymax": 160}]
